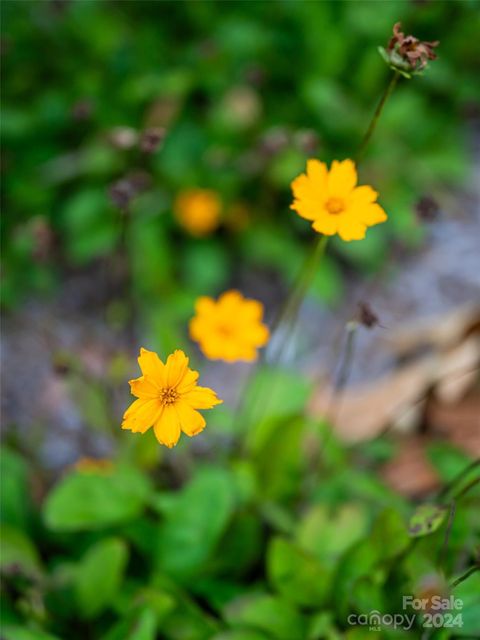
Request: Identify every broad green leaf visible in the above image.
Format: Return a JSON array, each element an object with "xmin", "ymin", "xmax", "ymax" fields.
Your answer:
[
  {"xmin": 224, "ymin": 593, "xmax": 306, "ymax": 640},
  {"xmin": 408, "ymin": 504, "xmax": 448, "ymax": 538},
  {"xmin": 43, "ymin": 466, "xmax": 151, "ymax": 531},
  {"xmin": 75, "ymin": 537, "xmax": 128, "ymax": 618},
  {"xmin": 334, "ymin": 539, "xmax": 381, "ymax": 620},
  {"xmin": 0, "ymin": 524, "xmax": 42, "ymax": 577},
  {"xmin": 307, "ymin": 612, "xmax": 342, "ymax": 640},
  {"xmin": 296, "ymin": 503, "xmax": 369, "ymax": 563},
  {"xmin": 370, "ymin": 508, "xmax": 410, "ymax": 559},
  {"xmin": 156, "ymin": 467, "xmax": 236, "ymax": 580},
  {"xmin": 267, "ymin": 536, "xmax": 331, "ymax": 607},
  {"xmin": 251, "ymin": 416, "xmax": 306, "ymax": 502}
]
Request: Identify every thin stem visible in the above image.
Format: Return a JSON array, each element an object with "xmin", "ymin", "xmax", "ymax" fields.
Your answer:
[
  {"xmin": 357, "ymin": 71, "xmax": 400, "ymax": 161},
  {"xmin": 453, "ymin": 476, "xmax": 480, "ymax": 500},
  {"xmin": 317, "ymin": 320, "xmax": 358, "ymax": 456},
  {"xmin": 438, "ymin": 501, "xmax": 456, "ymax": 569},
  {"xmin": 438, "ymin": 458, "xmax": 480, "ymax": 501},
  {"xmin": 450, "ymin": 565, "xmax": 479, "ymax": 590},
  {"xmin": 266, "ymin": 234, "xmax": 328, "ymax": 364}
]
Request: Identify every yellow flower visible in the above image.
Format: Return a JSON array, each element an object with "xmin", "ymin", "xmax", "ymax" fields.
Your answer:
[
  {"xmin": 73, "ymin": 458, "xmax": 113, "ymax": 474},
  {"xmin": 174, "ymin": 189, "xmax": 221, "ymax": 236},
  {"xmin": 189, "ymin": 290, "xmax": 270, "ymax": 362},
  {"xmin": 122, "ymin": 348, "xmax": 222, "ymax": 448},
  {"xmin": 290, "ymin": 159, "xmax": 387, "ymax": 241}
]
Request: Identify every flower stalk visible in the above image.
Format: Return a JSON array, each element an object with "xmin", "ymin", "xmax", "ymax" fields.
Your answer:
[{"xmin": 357, "ymin": 70, "xmax": 400, "ymax": 162}]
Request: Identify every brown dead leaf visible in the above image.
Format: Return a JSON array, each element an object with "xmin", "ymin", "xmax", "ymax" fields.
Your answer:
[
  {"xmin": 309, "ymin": 356, "xmax": 437, "ymax": 442},
  {"xmin": 387, "ymin": 304, "xmax": 480, "ymax": 355},
  {"xmin": 381, "ymin": 437, "xmax": 440, "ymax": 497}
]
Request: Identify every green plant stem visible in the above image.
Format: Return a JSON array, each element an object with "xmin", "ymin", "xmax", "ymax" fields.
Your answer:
[
  {"xmin": 438, "ymin": 458, "xmax": 480, "ymax": 501},
  {"xmin": 438, "ymin": 500, "xmax": 456, "ymax": 569},
  {"xmin": 357, "ymin": 70, "xmax": 400, "ymax": 162},
  {"xmin": 450, "ymin": 565, "xmax": 479, "ymax": 590},
  {"xmin": 266, "ymin": 234, "xmax": 328, "ymax": 363}
]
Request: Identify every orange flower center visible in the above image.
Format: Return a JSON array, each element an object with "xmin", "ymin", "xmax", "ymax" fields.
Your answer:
[
  {"xmin": 160, "ymin": 388, "xmax": 179, "ymax": 406},
  {"xmin": 216, "ymin": 324, "xmax": 234, "ymax": 338},
  {"xmin": 325, "ymin": 197, "xmax": 345, "ymax": 215}
]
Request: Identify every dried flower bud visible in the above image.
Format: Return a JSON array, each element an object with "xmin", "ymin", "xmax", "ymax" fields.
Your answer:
[
  {"xmin": 109, "ymin": 179, "xmax": 134, "ymax": 210},
  {"xmin": 415, "ymin": 195, "xmax": 439, "ymax": 222},
  {"xmin": 139, "ymin": 127, "xmax": 165, "ymax": 154},
  {"xmin": 379, "ymin": 22, "xmax": 439, "ymax": 77},
  {"xmin": 108, "ymin": 171, "xmax": 151, "ymax": 211},
  {"xmin": 259, "ymin": 127, "xmax": 290, "ymax": 156},
  {"xmin": 294, "ymin": 129, "xmax": 320, "ymax": 155},
  {"xmin": 357, "ymin": 301, "xmax": 379, "ymax": 329}
]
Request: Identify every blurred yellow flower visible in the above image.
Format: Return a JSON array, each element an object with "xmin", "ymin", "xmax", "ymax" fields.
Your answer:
[
  {"xmin": 189, "ymin": 290, "xmax": 270, "ymax": 362},
  {"xmin": 174, "ymin": 189, "xmax": 221, "ymax": 236},
  {"xmin": 122, "ymin": 348, "xmax": 222, "ymax": 448},
  {"xmin": 73, "ymin": 458, "xmax": 113, "ymax": 474},
  {"xmin": 290, "ymin": 159, "xmax": 387, "ymax": 241}
]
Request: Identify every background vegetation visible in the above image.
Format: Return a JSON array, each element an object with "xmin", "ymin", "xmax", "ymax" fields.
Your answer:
[{"xmin": 1, "ymin": 1, "xmax": 480, "ymax": 639}]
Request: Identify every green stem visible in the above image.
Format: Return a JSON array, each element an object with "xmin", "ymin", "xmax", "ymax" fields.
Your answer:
[
  {"xmin": 266, "ymin": 234, "xmax": 328, "ymax": 364},
  {"xmin": 438, "ymin": 458, "xmax": 480, "ymax": 501},
  {"xmin": 357, "ymin": 70, "xmax": 400, "ymax": 161},
  {"xmin": 450, "ymin": 565, "xmax": 479, "ymax": 590}
]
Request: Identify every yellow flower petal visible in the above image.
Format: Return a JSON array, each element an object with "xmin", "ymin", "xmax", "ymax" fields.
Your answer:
[
  {"xmin": 357, "ymin": 202, "xmax": 388, "ymax": 225},
  {"xmin": 327, "ymin": 159, "xmax": 357, "ymax": 196},
  {"xmin": 138, "ymin": 348, "xmax": 166, "ymax": 384},
  {"xmin": 350, "ymin": 184, "xmax": 378, "ymax": 205},
  {"xmin": 312, "ymin": 215, "xmax": 340, "ymax": 235},
  {"xmin": 182, "ymin": 386, "xmax": 223, "ymax": 409},
  {"xmin": 153, "ymin": 405, "xmax": 180, "ymax": 448},
  {"xmin": 165, "ymin": 349, "xmax": 189, "ymax": 388},
  {"xmin": 176, "ymin": 368, "xmax": 200, "ymax": 394},
  {"xmin": 195, "ymin": 296, "xmax": 217, "ymax": 316},
  {"xmin": 175, "ymin": 400, "xmax": 206, "ymax": 436},
  {"xmin": 122, "ymin": 398, "xmax": 162, "ymax": 433},
  {"xmin": 129, "ymin": 375, "xmax": 160, "ymax": 399},
  {"xmin": 306, "ymin": 159, "xmax": 328, "ymax": 190},
  {"xmin": 337, "ymin": 217, "xmax": 367, "ymax": 241}
]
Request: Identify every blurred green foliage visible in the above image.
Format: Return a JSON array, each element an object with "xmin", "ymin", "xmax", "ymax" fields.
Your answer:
[
  {"xmin": 1, "ymin": 431, "xmax": 479, "ymax": 638},
  {"xmin": 2, "ymin": 2, "xmax": 480, "ymax": 638},
  {"xmin": 2, "ymin": 0, "xmax": 480, "ymax": 331}
]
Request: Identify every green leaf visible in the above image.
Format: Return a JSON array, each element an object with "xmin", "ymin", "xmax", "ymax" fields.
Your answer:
[
  {"xmin": 451, "ymin": 571, "xmax": 480, "ymax": 637},
  {"xmin": 181, "ymin": 240, "xmax": 230, "ymax": 294},
  {"xmin": 62, "ymin": 189, "xmax": 118, "ymax": 264},
  {"xmin": 75, "ymin": 537, "xmax": 128, "ymax": 618},
  {"xmin": 296, "ymin": 503, "xmax": 369, "ymax": 564},
  {"xmin": 212, "ymin": 631, "xmax": 269, "ymax": 640},
  {"xmin": 0, "ymin": 524, "xmax": 42, "ymax": 577},
  {"xmin": 1, "ymin": 627, "xmax": 62, "ymax": 640},
  {"xmin": 267, "ymin": 536, "xmax": 331, "ymax": 607},
  {"xmin": 370, "ymin": 508, "xmax": 410, "ymax": 559},
  {"xmin": 43, "ymin": 466, "xmax": 151, "ymax": 531},
  {"xmin": 0, "ymin": 447, "xmax": 31, "ymax": 529},
  {"xmin": 224, "ymin": 593, "xmax": 306, "ymax": 640},
  {"xmin": 408, "ymin": 504, "xmax": 448, "ymax": 538},
  {"xmin": 156, "ymin": 467, "xmax": 236, "ymax": 580}
]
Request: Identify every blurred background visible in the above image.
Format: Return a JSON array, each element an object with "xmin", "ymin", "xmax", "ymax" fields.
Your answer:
[
  {"xmin": 1, "ymin": 2, "xmax": 480, "ymax": 638},
  {"xmin": 2, "ymin": 0, "xmax": 479, "ymax": 468}
]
